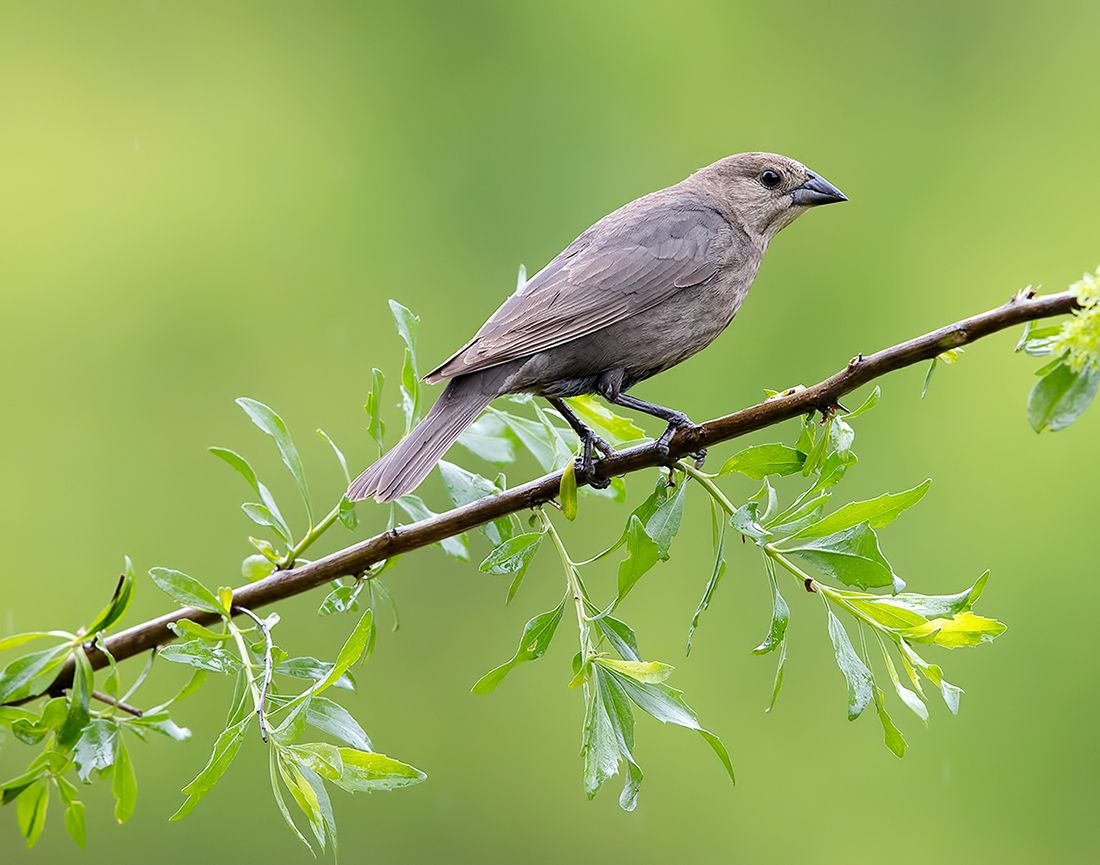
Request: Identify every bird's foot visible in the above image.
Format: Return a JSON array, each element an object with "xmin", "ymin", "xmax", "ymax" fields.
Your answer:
[
  {"xmin": 574, "ymin": 433, "xmax": 614, "ymax": 490},
  {"xmin": 592, "ymin": 435, "xmax": 616, "ymax": 458},
  {"xmin": 654, "ymin": 412, "xmax": 699, "ymax": 467}
]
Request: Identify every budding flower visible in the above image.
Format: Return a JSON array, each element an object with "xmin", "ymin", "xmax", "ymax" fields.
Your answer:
[{"xmin": 1051, "ymin": 267, "xmax": 1100, "ymax": 373}]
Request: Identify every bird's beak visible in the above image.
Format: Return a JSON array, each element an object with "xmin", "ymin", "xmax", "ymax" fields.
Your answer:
[{"xmin": 792, "ymin": 173, "xmax": 847, "ymax": 206}]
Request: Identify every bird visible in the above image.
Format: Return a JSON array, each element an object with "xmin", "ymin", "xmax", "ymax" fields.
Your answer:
[{"xmin": 348, "ymin": 152, "xmax": 846, "ymax": 503}]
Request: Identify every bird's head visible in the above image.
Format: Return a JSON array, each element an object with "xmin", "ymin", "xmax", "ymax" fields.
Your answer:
[{"xmin": 694, "ymin": 152, "xmax": 847, "ymax": 243}]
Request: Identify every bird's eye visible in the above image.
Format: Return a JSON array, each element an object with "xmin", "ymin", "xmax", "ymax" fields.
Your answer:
[{"xmin": 759, "ymin": 169, "xmax": 782, "ymax": 189}]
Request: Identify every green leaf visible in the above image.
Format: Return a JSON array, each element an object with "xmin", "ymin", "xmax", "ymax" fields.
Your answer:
[
  {"xmin": 731, "ymin": 501, "xmax": 770, "ymax": 542},
  {"xmin": 844, "ymin": 386, "xmax": 880, "ymax": 419},
  {"xmin": 686, "ymin": 500, "xmax": 727, "ymax": 654},
  {"xmin": 456, "ymin": 414, "xmax": 516, "ymax": 464},
  {"xmin": 879, "ymin": 637, "xmax": 928, "ymax": 723},
  {"xmin": 125, "ymin": 711, "xmax": 192, "ymax": 741},
  {"xmin": 149, "ymin": 567, "xmax": 225, "ymax": 614},
  {"xmin": 812, "ymin": 451, "xmax": 857, "ymax": 493},
  {"xmin": 0, "ymin": 631, "xmax": 74, "ymax": 654},
  {"xmin": 269, "ymin": 750, "xmax": 312, "ymax": 850},
  {"xmin": 318, "ymin": 582, "xmax": 364, "ymax": 617},
  {"xmin": 160, "ymin": 639, "xmax": 241, "ymax": 674},
  {"xmin": 275, "ymin": 751, "xmax": 326, "ymax": 849},
  {"xmin": 168, "ymin": 619, "xmax": 231, "ymax": 642},
  {"xmin": 85, "ymin": 562, "xmax": 136, "ymax": 635},
  {"xmin": 395, "ymin": 494, "xmax": 469, "ymax": 561},
  {"xmin": 472, "ymin": 598, "xmax": 566, "ymax": 693},
  {"xmin": 830, "ymin": 416, "xmax": 855, "ymax": 456},
  {"xmin": 825, "ymin": 607, "xmax": 873, "ymax": 720},
  {"xmin": 275, "ymin": 657, "xmax": 355, "ymax": 691},
  {"xmin": 62, "ymin": 792, "xmax": 86, "ymax": 847},
  {"xmin": 791, "ymin": 480, "xmax": 932, "ymax": 539},
  {"xmin": 491, "ymin": 408, "xmax": 569, "ymax": 472},
  {"xmin": 304, "ymin": 698, "xmax": 372, "ymax": 751},
  {"xmin": 241, "ymin": 502, "xmax": 293, "ymax": 541},
  {"xmin": 170, "ymin": 719, "xmax": 251, "ymax": 820},
  {"xmin": 606, "ymin": 670, "xmax": 735, "ymax": 785},
  {"xmin": 73, "ymin": 718, "xmax": 119, "ymax": 781},
  {"xmin": 832, "ymin": 594, "xmax": 927, "ymax": 630},
  {"xmin": 765, "ymin": 491, "xmax": 832, "ymax": 538},
  {"xmin": 752, "ymin": 559, "xmax": 789, "ymax": 655},
  {"xmin": 560, "ymin": 459, "xmax": 579, "ymax": 520},
  {"xmin": 594, "ymin": 614, "xmax": 641, "ymax": 662},
  {"xmin": 873, "ymin": 686, "xmax": 907, "ymax": 758},
  {"xmin": 363, "ymin": 367, "xmax": 386, "ymax": 452},
  {"xmin": 720, "ymin": 443, "xmax": 805, "ymax": 479},
  {"xmin": 390, "ymin": 300, "xmax": 422, "ymax": 434},
  {"xmin": 900, "ymin": 642, "xmax": 963, "ymax": 714},
  {"xmin": 616, "ymin": 515, "xmax": 661, "ymax": 603},
  {"xmin": 643, "ymin": 478, "xmax": 687, "ymax": 558},
  {"xmin": 779, "ymin": 523, "xmax": 898, "ymax": 591},
  {"xmin": 209, "ymin": 447, "xmax": 293, "ymax": 539},
  {"xmin": 750, "ymin": 478, "xmax": 778, "ymax": 523},
  {"xmin": 921, "ymin": 357, "xmax": 938, "ymax": 399},
  {"xmin": 316, "ymin": 428, "xmax": 352, "ymax": 484},
  {"xmin": 235, "ymin": 397, "xmax": 313, "ymax": 523},
  {"xmin": 766, "ymin": 640, "xmax": 787, "ymax": 713},
  {"xmin": 596, "ymin": 659, "xmax": 673, "ymax": 683},
  {"xmin": 869, "ymin": 570, "xmax": 990, "ymax": 619},
  {"xmin": 1016, "ymin": 320, "xmax": 1062, "ymax": 355},
  {"xmin": 1028, "ymin": 361, "xmax": 1100, "ymax": 432},
  {"xmin": 10, "ymin": 695, "xmax": 67, "ymax": 743},
  {"xmin": 314, "ymin": 609, "xmax": 373, "ymax": 698},
  {"xmin": 795, "ymin": 415, "xmax": 816, "ymax": 455},
  {"xmin": 57, "ymin": 648, "xmax": 93, "ymax": 748},
  {"xmin": 563, "ymin": 395, "xmax": 645, "ymax": 442},
  {"xmin": 332, "ymin": 748, "xmax": 427, "ymax": 792},
  {"xmin": 287, "ymin": 742, "xmax": 344, "ymax": 781},
  {"xmin": 112, "ymin": 736, "xmax": 138, "ymax": 823},
  {"xmin": 16, "ymin": 779, "xmax": 49, "ymax": 848},
  {"xmin": 0, "ymin": 643, "xmax": 71, "ymax": 704},
  {"xmin": 438, "ymin": 460, "xmax": 513, "ymax": 544},
  {"xmin": 480, "ymin": 531, "xmax": 544, "ymax": 604},
  {"xmin": 900, "ymin": 612, "xmax": 1007, "ymax": 648},
  {"xmin": 457, "ymin": 413, "xmax": 517, "ymax": 464},
  {"xmin": 802, "ymin": 416, "xmax": 832, "ymax": 476},
  {"xmin": 580, "ymin": 666, "xmax": 643, "ymax": 810}
]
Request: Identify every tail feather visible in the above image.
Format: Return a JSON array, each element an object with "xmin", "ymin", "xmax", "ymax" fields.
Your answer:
[{"xmin": 348, "ymin": 376, "xmax": 497, "ymax": 503}]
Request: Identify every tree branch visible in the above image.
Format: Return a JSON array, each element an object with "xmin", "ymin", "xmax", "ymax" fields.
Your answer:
[{"xmin": 11, "ymin": 289, "xmax": 1079, "ymax": 703}]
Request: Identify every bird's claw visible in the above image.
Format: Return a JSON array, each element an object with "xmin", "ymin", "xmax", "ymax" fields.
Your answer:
[
  {"xmin": 575, "ymin": 433, "xmax": 614, "ymax": 490},
  {"xmin": 575, "ymin": 458, "xmax": 612, "ymax": 490},
  {"xmin": 654, "ymin": 415, "xmax": 700, "ymax": 468}
]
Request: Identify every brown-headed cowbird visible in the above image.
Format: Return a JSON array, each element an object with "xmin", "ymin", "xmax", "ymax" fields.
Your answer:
[{"xmin": 349, "ymin": 152, "xmax": 846, "ymax": 502}]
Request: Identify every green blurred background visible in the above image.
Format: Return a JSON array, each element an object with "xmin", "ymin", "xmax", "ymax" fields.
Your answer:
[{"xmin": 2, "ymin": 1, "xmax": 1098, "ymax": 862}]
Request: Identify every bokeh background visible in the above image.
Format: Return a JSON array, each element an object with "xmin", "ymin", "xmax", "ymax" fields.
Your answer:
[{"xmin": 2, "ymin": 1, "xmax": 1098, "ymax": 862}]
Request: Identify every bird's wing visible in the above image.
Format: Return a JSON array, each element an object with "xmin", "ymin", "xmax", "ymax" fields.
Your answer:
[{"xmin": 425, "ymin": 201, "xmax": 735, "ymax": 383}]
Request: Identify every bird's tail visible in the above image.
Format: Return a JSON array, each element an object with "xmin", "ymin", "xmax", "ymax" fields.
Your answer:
[{"xmin": 348, "ymin": 373, "xmax": 498, "ymax": 503}]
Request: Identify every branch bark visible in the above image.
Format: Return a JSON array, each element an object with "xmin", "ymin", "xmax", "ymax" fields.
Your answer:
[{"xmin": 12, "ymin": 289, "xmax": 1079, "ymax": 703}]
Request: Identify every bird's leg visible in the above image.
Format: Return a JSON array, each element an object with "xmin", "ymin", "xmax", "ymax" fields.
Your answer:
[
  {"xmin": 603, "ymin": 392, "xmax": 707, "ymax": 467},
  {"xmin": 547, "ymin": 397, "xmax": 613, "ymax": 489}
]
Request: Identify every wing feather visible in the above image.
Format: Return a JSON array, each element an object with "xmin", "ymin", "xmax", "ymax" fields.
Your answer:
[{"xmin": 425, "ymin": 199, "xmax": 734, "ymax": 383}]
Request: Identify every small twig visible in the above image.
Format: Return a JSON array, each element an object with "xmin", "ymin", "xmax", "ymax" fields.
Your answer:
[
  {"xmin": 235, "ymin": 606, "xmax": 273, "ymax": 743},
  {"xmin": 91, "ymin": 690, "xmax": 144, "ymax": 717}
]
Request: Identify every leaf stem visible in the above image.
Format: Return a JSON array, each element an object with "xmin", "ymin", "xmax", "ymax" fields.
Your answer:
[
  {"xmin": 679, "ymin": 461, "xmax": 739, "ymax": 517},
  {"xmin": 226, "ymin": 613, "xmax": 269, "ymax": 742},
  {"xmin": 540, "ymin": 511, "xmax": 592, "ymax": 657},
  {"xmin": 284, "ymin": 500, "xmax": 342, "ymax": 567},
  {"xmin": 90, "ymin": 690, "xmax": 143, "ymax": 717}
]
